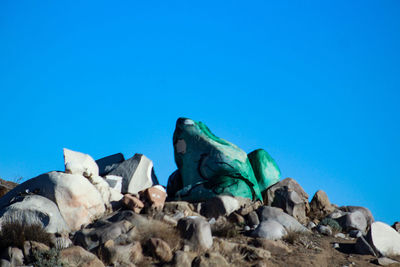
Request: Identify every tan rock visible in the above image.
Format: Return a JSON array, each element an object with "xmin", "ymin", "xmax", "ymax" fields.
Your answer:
[
  {"xmin": 192, "ymin": 252, "xmax": 229, "ymax": 267},
  {"xmin": 0, "ymin": 178, "xmax": 17, "ymax": 198},
  {"xmin": 122, "ymin": 194, "xmax": 144, "ymax": 213},
  {"xmin": 308, "ymin": 190, "xmax": 335, "ymax": 220},
  {"xmin": 60, "ymin": 246, "xmax": 104, "ymax": 267},
  {"xmin": 98, "ymin": 239, "xmax": 142, "ymax": 265},
  {"xmin": 147, "ymin": 237, "xmax": 173, "ymax": 262},
  {"xmin": 141, "ymin": 185, "xmax": 167, "ymax": 210}
]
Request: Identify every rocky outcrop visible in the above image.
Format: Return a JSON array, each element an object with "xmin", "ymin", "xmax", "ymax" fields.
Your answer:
[
  {"xmin": 0, "ymin": 178, "xmax": 17, "ymax": 199},
  {"xmin": 0, "ymin": 195, "xmax": 70, "ymax": 233},
  {"xmin": 264, "ymin": 178, "xmax": 310, "ymax": 224},
  {"xmin": 0, "ymin": 171, "xmax": 105, "ymax": 231},
  {"xmin": 308, "ymin": 190, "xmax": 335, "ymax": 220}
]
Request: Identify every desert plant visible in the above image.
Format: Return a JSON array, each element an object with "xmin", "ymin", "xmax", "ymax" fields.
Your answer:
[
  {"xmin": 0, "ymin": 222, "xmax": 52, "ymax": 250},
  {"xmin": 283, "ymin": 231, "xmax": 302, "ymax": 245},
  {"xmin": 319, "ymin": 218, "xmax": 342, "ymax": 232},
  {"xmin": 31, "ymin": 248, "xmax": 64, "ymax": 267},
  {"xmin": 212, "ymin": 222, "xmax": 241, "ymax": 238}
]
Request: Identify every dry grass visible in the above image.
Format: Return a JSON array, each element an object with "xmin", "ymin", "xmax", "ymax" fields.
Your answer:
[
  {"xmin": 0, "ymin": 222, "xmax": 52, "ymax": 250},
  {"xmin": 212, "ymin": 221, "xmax": 241, "ymax": 238}
]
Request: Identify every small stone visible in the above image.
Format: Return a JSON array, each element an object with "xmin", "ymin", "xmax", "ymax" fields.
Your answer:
[
  {"xmin": 192, "ymin": 252, "xmax": 229, "ymax": 267},
  {"xmin": 317, "ymin": 225, "xmax": 332, "ymax": 236},
  {"xmin": 60, "ymin": 246, "xmax": 105, "ymax": 267},
  {"xmin": 244, "ymin": 225, "xmax": 251, "ymax": 231},
  {"xmin": 246, "ymin": 211, "xmax": 260, "ymax": 227},
  {"xmin": 140, "ymin": 185, "xmax": 167, "ymax": 210},
  {"xmin": 147, "ymin": 238, "xmax": 173, "ymax": 262},
  {"xmin": 200, "ymin": 195, "xmax": 240, "ymax": 219},
  {"xmin": 121, "ymin": 194, "xmax": 144, "ymax": 213},
  {"xmin": 373, "ymin": 257, "xmax": 400, "ymax": 266},
  {"xmin": 172, "ymin": 251, "xmax": 194, "ymax": 267},
  {"xmin": 334, "ymin": 233, "xmax": 346, "ymax": 239},
  {"xmin": 392, "ymin": 222, "xmax": 400, "ymax": 233},
  {"xmin": 307, "ymin": 221, "xmax": 316, "ymax": 229},
  {"xmin": 227, "ymin": 212, "xmax": 245, "ymax": 225},
  {"xmin": 332, "ymin": 243, "xmax": 340, "ymax": 249}
]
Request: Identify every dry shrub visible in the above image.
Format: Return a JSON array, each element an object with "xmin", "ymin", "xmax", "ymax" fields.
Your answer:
[
  {"xmin": 212, "ymin": 221, "xmax": 241, "ymax": 238},
  {"xmin": 0, "ymin": 222, "xmax": 52, "ymax": 250},
  {"xmin": 134, "ymin": 219, "xmax": 181, "ymax": 251}
]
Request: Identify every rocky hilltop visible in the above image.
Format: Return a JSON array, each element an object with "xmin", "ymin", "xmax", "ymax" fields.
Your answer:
[{"xmin": 0, "ymin": 117, "xmax": 399, "ymax": 267}]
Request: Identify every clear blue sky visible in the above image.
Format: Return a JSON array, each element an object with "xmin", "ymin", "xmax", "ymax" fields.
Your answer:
[{"xmin": 1, "ymin": 1, "xmax": 399, "ymax": 224}]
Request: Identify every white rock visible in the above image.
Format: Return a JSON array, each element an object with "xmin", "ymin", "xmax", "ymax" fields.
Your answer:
[
  {"xmin": 108, "ymin": 154, "xmax": 159, "ymax": 194},
  {"xmin": 64, "ymin": 148, "xmax": 99, "ymax": 178},
  {"xmin": 104, "ymin": 175, "xmax": 123, "ymax": 192},
  {"xmin": 257, "ymin": 206, "xmax": 309, "ymax": 233},
  {"xmin": 0, "ymin": 171, "xmax": 105, "ymax": 231},
  {"xmin": 88, "ymin": 175, "xmax": 123, "ymax": 205},
  {"xmin": 177, "ymin": 217, "xmax": 213, "ymax": 250},
  {"xmin": 337, "ymin": 210, "xmax": 367, "ymax": 233},
  {"xmin": 368, "ymin": 221, "xmax": 400, "ymax": 256},
  {"xmin": 201, "ymin": 195, "xmax": 239, "ymax": 218},
  {"xmin": 0, "ymin": 195, "xmax": 70, "ymax": 233},
  {"xmin": 251, "ymin": 220, "xmax": 288, "ymax": 240}
]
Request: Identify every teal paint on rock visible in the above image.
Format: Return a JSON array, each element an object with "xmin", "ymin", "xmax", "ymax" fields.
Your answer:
[
  {"xmin": 248, "ymin": 149, "xmax": 281, "ymax": 192},
  {"xmin": 169, "ymin": 117, "xmax": 280, "ymax": 202}
]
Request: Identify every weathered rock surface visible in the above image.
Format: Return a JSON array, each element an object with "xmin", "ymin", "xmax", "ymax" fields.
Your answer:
[
  {"xmin": 147, "ymin": 237, "xmax": 173, "ymax": 262},
  {"xmin": 308, "ymin": 190, "xmax": 335, "ymax": 220},
  {"xmin": 248, "ymin": 148, "xmax": 281, "ymax": 192},
  {"xmin": 251, "ymin": 220, "xmax": 288, "ymax": 240},
  {"xmin": 170, "ymin": 117, "xmax": 264, "ymax": 202},
  {"xmin": 108, "ymin": 153, "xmax": 159, "ymax": 194},
  {"xmin": 257, "ymin": 206, "xmax": 309, "ymax": 233},
  {"xmin": 264, "ymin": 178, "xmax": 310, "ymax": 224},
  {"xmin": 140, "ymin": 185, "xmax": 167, "ymax": 210},
  {"xmin": 121, "ymin": 194, "xmax": 144, "ymax": 213},
  {"xmin": 339, "ymin": 206, "xmax": 374, "ymax": 227},
  {"xmin": 96, "ymin": 153, "xmax": 125, "ymax": 176},
  {"xmin": 192, "ymin": 252, "xmax": 229, "ymax": 267},
  {"xmin": 64, "ymin": 148, "xmax": 99, "ymax": 178},
  {"xmin": 1, "ymin": 247, "xmax": 24, "ymax": 267},
  {"xmin": 0, "ymin": 171, "xmax": 105, "ymax": 231},
  {"xmin": 336, "ymin": 210, "xmax": 367, "ymax": 233},
  {"xmin": 104, "ymin": 175, "xmax": 122, "ymax": 192},
  {"xmin": 60, "ymin": 246, "xmax": 105, "ymax": 267},
  {"xmin": 393, "ymin": 221, "xmax": 400, "ymax": 232},
  {"xmin": 200, "ymin": 195, "xmax": 240, "ymax": 218},
  {"xmin": 177, "ymin": 217, "xmax": 213, "ymax": 250},
  {"xmin": 98, "ymin": 239, "xmax": 142, "ymax": 266},
  {"xmin": 367, "ymin": 221, "xmax": 400, "ymax": 256},
  {"xmin": 0, "ymin": 195, "xmax": 70, "ymax": 233}
]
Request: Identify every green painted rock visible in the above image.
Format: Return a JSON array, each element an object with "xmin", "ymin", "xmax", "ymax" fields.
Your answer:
[
  {"xmin": 248, "ymin": 149, "xmax": 281, "ymax": 192},
  {"xmin": 167, "ymin": 117, "xmax": 280, "ymax": 202}
]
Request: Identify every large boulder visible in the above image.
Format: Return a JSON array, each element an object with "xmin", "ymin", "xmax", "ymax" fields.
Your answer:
[
  {"xmin": 339, "ymin": 206, "xmax": 374, "ymax": 228},
  {"xmin": 251, "ymin": 220, "xmax": 288, "ymax": 240},
  {"xmin": 248, "ymin": 149, "xmax": 281, "ymax": 193},
  {"xmin": 257, "ymin": 206, "xmax": 309, "ymax": 233},
  {"xmin": 366, "ymin": 221, "xmax": 400, "ymax": 256},
  {"xmin": 0, "ymin": 171, "xmax": 105, "ymax": 231},
  {"xmin": 0, "ymin": 195, "xmax": 70, "ymax": 233},
  {"xmin": 336, "ymin": 210, "xmax": 367, "ymax": 233},
  {"xmin": 308, "ymin": 190, "xmax": 335, "ymax": 220},
  {"xmin": 264, "ymin": 178, "xmax": 310, "ymax": 224},
  {"xmin": 63, "ymin": 148, "xmax": 99, "ymax": 178},
  {"xmin": 108, "ymin": 154, "xmax": 159, "ymax": 194},
  {"xmin": 169, "ymin": 117, "xmax": 281, "ymax": 202},
  {"xmin": 96, "ymin": 153, "xmax": 125, "ymax": 176}
]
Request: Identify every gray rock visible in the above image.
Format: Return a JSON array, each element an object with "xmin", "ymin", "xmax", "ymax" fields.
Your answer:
[
  {"xmin": 201, "ymin": 195, "xmax": 240, "ymax": 218},
  {"xmin": 367, "ymin": 221, "xmax": 400, "ymax": 256},
  {"xmin": 52, "ymin": 236, "xmax": 73, "ymax": 250},
  {"xmin": 96, "ymin": 153, "xmax": 125, "ymax": 176},
  {"xmin": 334, "ymin": 233, "xmax": 346, "ymax": 239},
  {"xmin": 0, "ymin": 259, "xmax": 10, "ymax": 267},
  {"xmin": 336, "ymin": 211, "xmax": 367, "ymax": 233},
  {"xmin": 392, "ymin": 222, "xmax": 400, "ymax": 233},
  {"xmin": 257, "ymin": 206, "xmax": 309, "ymax": 233},
  {"xmin": 307, "ymin": 221, "xmax": 316, "ymax": 230},
  {"xmin": 0, "ymin": 171, "xmax": 105, "ymax": 231},
  {"xmin": 251, "ymin": 220, "xmax": 288, "ymax": 240},
  {"xmin": 317, "ymin": 225, "xmax": 332, "ymax": 236},
  {"xmin": 177, "ymin": 217, "xmax": 213, "ymax": 250},
  {"xmin": 327, "ymin": 209, "xmax": 346, "ymax": 219},
  {"xmin": 246, "ymin": 211, "xmax": 260, "ymax": 227},
  {"xmin": 60, "ymin": 246, "xmax": 105, "ymax": 267},
  {"xmin": 0, "ymin": 195, "xmax": 70, "ymax": 234},
  {"xmin": 264, "ymin": 178, "xmax": 310, "ymax": 224},
  {"xmin": 339, "ymin": 206, "xmax": 374, "ymax": 227},
  {"xmin": 73, "ymin": 220, "xmax": 134, "ymax": 250},
  {"xmin": 172, "ymin": 251, "xmax": 193, "ymax": 267},
  {"xmin": 104, "ymin": 175, "xmax": 123, "ymax": 193},
  {"xmin": 98, "ymin": 240, "xmax": 142, "ymax": 266},
  {"xmin": 147, "ymin": 238, "xmax": 173, "ymax": 262},
  {"xmin": 373, "ymin": 257, "xmax": 400, "ymax": 266},
  {"xmin": 2, "ymin": 247, "xmax": 24, "ymax": 267},
  {"xmin": 355, "ymin": 235, "xmax": 378, "ymax": 257},
  {"xmin": 108, "ymin": 154, "xmax": 159, "ymax": 194}
]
